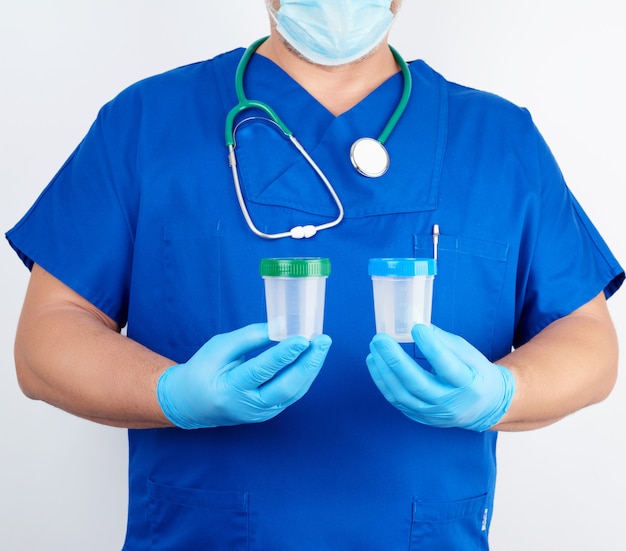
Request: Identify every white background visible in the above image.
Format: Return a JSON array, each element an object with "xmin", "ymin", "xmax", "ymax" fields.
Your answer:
[{"xmin": 1, "ymin": 1, "xmax": 624, "ymax": 549}]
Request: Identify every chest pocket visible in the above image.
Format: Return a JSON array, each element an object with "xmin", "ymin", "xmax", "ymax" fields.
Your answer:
[
  {"xmin": 162, "ymin": 224, "xmax": 224, "ymax": 357},
  {"xmin": 414, "ymin": 233, "xmax": 509, "ymax": 359},
  {"xmin": 161, "ymin": 224, "xmax": 268, "ymax": 359}
]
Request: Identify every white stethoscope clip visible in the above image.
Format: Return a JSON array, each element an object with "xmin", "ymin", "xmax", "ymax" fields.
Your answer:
[
  {"xmin": 290, "ymin": 225, "xmax": 317, "ymax": 239},
  {"xmin": 350, "ymin": 137, "xmax": 390, "ymax": 178}
]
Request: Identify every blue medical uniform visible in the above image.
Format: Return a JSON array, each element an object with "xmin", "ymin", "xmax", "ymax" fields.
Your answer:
[{"xmin": 7, "ymin": 47, "xmax": 623, "ymax": 550}]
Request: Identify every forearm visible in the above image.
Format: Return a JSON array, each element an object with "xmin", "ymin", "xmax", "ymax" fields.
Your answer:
[
  {"xmin": 493, "ymin": 293, "xmax": 618, "ymax": 431},
  {"xmin": 15, "ymin": 267, "xmax": 174, "ymax": 429}
]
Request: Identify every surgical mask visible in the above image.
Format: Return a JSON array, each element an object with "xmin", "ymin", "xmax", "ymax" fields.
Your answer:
[{"xmin": 267, "ymin": 0, "xmax": 395, "ymax": 67}]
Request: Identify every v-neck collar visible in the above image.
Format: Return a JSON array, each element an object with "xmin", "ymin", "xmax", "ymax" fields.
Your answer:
[{"xmin": 214, "ymin": 48, "xmax": 447, "ymax": 220}]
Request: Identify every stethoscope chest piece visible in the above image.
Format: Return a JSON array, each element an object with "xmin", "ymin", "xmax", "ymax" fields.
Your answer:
[{"xmin": 350, "ymin": 137, "xmax": 390, "ymax": 178}]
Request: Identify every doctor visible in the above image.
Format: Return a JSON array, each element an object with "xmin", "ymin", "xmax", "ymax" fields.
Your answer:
[{"xmin": 7, "ymin": 0, "xmax": 623, "ymax": 549}]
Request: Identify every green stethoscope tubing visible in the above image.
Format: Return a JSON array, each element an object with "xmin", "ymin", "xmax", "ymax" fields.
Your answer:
[
  {"xmin": 225, "ymin": 36, "xmax": 413, "ymax": 239},
  {"xmin": 225, "ymin": 36, "xmax": 412, "ymax": 147}
]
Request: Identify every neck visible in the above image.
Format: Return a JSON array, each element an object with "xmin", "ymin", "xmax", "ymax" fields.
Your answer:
[{"xmin": 256, "ymin": 33, "xmax": 400, "ymax": 116}]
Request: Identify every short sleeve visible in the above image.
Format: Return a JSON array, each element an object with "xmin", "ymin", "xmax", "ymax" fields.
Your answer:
[
  {"xmin": 514, "ymin": 123, "xmax": 624, "ymax": 346},
  {"xmin": 5, "ymin": 89, "xmax": 142, "ymax": 326}
]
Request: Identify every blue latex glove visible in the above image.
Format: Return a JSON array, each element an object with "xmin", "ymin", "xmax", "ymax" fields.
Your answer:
[
  {"xmin": 366, "ymin": 324, "xmax": 515, "ymax": 431},
  {"xmin": 157, "ymin": 323, "xmax": 332, "ymax": 429}
]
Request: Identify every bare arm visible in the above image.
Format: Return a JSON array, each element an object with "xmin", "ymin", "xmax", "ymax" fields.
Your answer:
[
  {"xmin": 493, "ymin": 292, "xmax": 618, "ymax": 431},
  {"xmin": 14, "ymin": 264, "xmax": 174, "ymax": 428}
]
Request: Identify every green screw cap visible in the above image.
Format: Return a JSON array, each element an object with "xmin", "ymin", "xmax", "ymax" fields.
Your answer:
[{"xmin": 260, "ymin": 257, "xmax": 331, "ymax": 277}]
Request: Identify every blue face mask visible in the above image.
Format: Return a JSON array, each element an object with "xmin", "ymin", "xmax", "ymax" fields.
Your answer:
[{"xmin": 267, "ymin": 0, "xmax": 395, "ymax": 67}]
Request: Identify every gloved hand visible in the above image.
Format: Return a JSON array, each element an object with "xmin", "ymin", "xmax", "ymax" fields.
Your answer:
[
  {"xmin": 157, "ymin": 323, "xmax": 332, "ymax": 429},
  {"xmin": 366, "ymin": 324, "xmax": 515, "ymax": 431}
]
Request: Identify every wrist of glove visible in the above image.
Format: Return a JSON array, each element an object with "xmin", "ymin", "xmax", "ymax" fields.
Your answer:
[
  {"xmin": 157, "ymin": 323, "xmax": 332, "ymax": 429},
  {"xmin": 366, "ymin": 324, "xmax": 515, "ymax": 432}
]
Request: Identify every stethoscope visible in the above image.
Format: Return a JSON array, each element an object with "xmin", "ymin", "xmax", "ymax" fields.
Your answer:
[{"xmin": 225, "ymin": 36, "xmax": 412, "ymax": 239}]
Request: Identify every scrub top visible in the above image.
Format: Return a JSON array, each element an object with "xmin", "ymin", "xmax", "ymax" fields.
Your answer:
[{"xmin": 7, "ymin": 47, "xmax": 623, "ymax": 550}]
